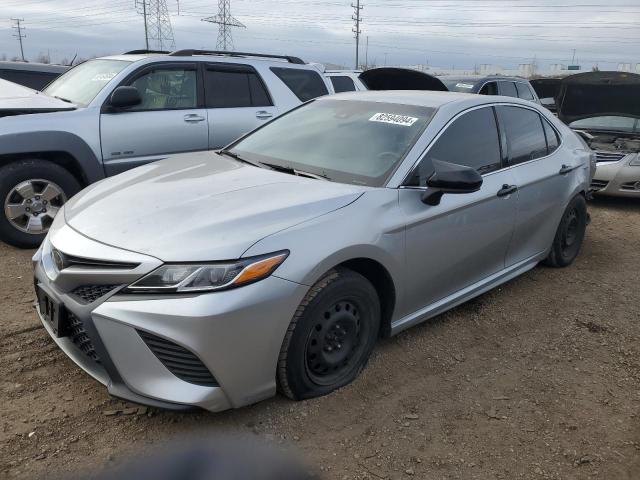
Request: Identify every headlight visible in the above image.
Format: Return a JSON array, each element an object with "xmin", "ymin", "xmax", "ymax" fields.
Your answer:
[
  {"xmin": 125, "ymin": 251, "xmax": 289, "ymax": 293},
  {"xmin": 629, "ymin": 154, "xmax": 640, "ymax": 166}
]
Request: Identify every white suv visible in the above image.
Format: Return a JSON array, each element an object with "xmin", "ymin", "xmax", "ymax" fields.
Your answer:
[{"xmin": 0, "ymin": 49, "xmax": 334, "ymax": 247}]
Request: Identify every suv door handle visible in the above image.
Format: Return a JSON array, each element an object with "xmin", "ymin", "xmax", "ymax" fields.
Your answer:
[
  {"xmin": 256, "ymin": 111, "xmax": 273, "ymax": 120},
  {"xmin": 183, "ymin": 114, "xmax": 205, "ymax": 123},
  {"xmin": 497, "ymin": 184, "xmax": 518, "ymax": 197},
  {"xmin": 559, "ymin": 164, "xmax": 578, "ymax": 175}
]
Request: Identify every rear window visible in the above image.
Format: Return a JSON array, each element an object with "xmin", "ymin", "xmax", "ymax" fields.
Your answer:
[
  {"xmin": 271, "ymin": 67, "xmax": 329, "ymax": 102},
  {"xmin": 330, "ymin": 76, "xmax": 356, "ymax": 93}
]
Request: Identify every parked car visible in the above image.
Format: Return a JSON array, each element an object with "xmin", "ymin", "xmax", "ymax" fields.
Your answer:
[
  {"xmin": 33, "ymin": 91, "xmax": 592, "ymax": 412},
  {"xmin": 530, "ymin": 77, "xmax": 562, "ymax": 113},
  {"xmin": 0, "ymin": 49, "xmax": 334, "ymax": 248},
  {"xmin": 324, "ymin": 70, "xmax": 367, "ymax": 92},
  {"xmin": 439, "ymin": 75, "xmax": 541, "ymax": 103},
  {"xmin": 0, "ymin": 61, "xmax": 68, "ymax": 90},
  {"xmin": 359, "ymin": 67, "xmax": 449, "ymax": 91},
  {"xmin": 556, "ymin": 71, "xmax": 640, "ymax": 197}
]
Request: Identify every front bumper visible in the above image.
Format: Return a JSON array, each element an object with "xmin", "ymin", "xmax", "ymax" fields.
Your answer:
[
  {"xmin": 591, "ymin": 156, "xmax": 640, "ymax": 198},
  {"xmin": 34, "ymin": 224, "xmax": 308, "ymax": 412}
]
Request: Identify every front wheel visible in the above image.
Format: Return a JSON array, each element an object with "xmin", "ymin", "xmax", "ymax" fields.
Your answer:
[
  {"xmin": 543, "ymin": 194, "xmax": 587, "ymax": 268},
  {"xmin": 0, "ymin": 159, "xmax": 81, "ymax": 248},
  {"xmin": 277, "ymin": 268, "xmax": 381, "ymax": 400}
]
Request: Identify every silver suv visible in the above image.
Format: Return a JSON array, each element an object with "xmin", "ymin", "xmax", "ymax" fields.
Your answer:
[{"xmin": 0, "ymin": 49, "xmax": 333, "ymax": 248}]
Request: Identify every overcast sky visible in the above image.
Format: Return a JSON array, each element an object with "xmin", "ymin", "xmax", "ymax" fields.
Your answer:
[{"xmin": 1, "ymin": 0, "xmax": 639, "ymax": 70}]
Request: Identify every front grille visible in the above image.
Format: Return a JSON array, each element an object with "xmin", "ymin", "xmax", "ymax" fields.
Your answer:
[
  {"xmin": 68, "ymin": 311, "xmax": 100, "ymax": 363},
  {"xmin": 590, "ymin": 179, "xmax": 609, "ymax": 190},
  {"xmin": 71, "ymin": 284, "xmax": 119, "ymax": 304},
  {"xmin": 595, "ymin": 151, "xmax": 626, "ymax": 163},
  {"xmin": 138, "ymin": 331, "xmax": 218, "ymax": 387},
  {"xmin": 52, "ymin": 249, "xmax": 139, "ymax": 270}
]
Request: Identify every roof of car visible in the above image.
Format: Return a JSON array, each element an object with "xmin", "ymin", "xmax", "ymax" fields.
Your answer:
[
  {"xmin": 439, "ymin": 74, "xmax": 529, "ymax": 84},
  {"xmin": 0, "ymin": 61, "xmax": 69, "ymax": 73},
  {"xmin": 322, "ymin": 90, "xmax": 486, "ymax": 108}
]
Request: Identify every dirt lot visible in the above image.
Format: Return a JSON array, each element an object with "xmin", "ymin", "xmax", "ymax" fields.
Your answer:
[{"xmin": 1, "ymin": 197, "xmax": 639, "ymax": 479}]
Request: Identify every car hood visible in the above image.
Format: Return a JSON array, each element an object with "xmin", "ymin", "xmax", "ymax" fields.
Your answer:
[
  {"xmin": 64, "ymin": 151, "xmax": 366, "ymax": 262},
  {"xmin": 0, "ymin": 78, "xmax": 76, "ymax": 117},
  {"xmin": 556, "ymin": 72, "xmax": 640, "ymax": 124}
]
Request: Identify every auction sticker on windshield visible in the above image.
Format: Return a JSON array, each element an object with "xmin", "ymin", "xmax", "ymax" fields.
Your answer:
[{"xmin": 369, "ymin": 113, "xmax": 419, "ymax": 127}]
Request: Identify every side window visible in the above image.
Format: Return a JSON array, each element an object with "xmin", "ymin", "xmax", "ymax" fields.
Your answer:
[
  {"xmin": 270, "ymin": 67, "xmax": 329, "ymax": 102},
  {"xmin": 479, "ymin": 82, "xmax": 498, "ymax": 95},
  {"xmin": 330, "ymin": 76, "xmax": 356, "ymax": 93},
  {"xmin": 409, "ymin": 107, "xmax": 502, "ymax": 185},
  {"xmin": 542, "ymin": 118, "xmax": 560, "ymax": 154},
  {"xmin": 515, "ymin": 82, "xmax": 535, "ymax": 101},
  {"xmin": 499, "ymin": 81, "xmax": 518, "ymax": 98},
  {"xmin": 130, "ymin": 67, "xmax": 197, "ymax": 110},
  {"xmin": 496, "ymin": 106, "xmax": 548, "ymax": 165},
  {"xmin": 205, "ymin": 68, "xmax": 272, "ymax": 108}
]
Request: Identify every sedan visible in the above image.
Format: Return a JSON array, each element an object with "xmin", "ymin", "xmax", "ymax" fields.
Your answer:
[{"xmin": 33, "ymin": 91, "xmax": 592, "ymax": 412}]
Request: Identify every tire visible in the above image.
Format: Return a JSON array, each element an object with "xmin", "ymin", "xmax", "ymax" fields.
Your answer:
[
  {"xmin": 543, "ymin": 194, "xmax": 587, "ymax": 268},
  {"xmin": 0, "ymin": 159, "xmax": 81, "ymax": 248},
  {"xmin": 277, "ymin": 268, "xmax": 381, "ymax": 401}
]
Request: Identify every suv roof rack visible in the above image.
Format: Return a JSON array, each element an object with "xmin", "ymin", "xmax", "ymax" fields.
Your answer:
[
  {"xmin": 124, "ymin": 49, "xmax": 171, "ymax": 55},
  {"xmin": 168, "ymin": 49, "xmax": 305, "ymax": 65}
]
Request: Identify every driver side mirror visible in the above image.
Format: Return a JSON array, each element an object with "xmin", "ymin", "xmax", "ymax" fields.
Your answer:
[
  {"xmin": 421, "ymin": 159, "xmax": 483, "ymax": 206},
  {"xmin": 109, "ymin": 86, "xmax": 142, "ymax": 109}
]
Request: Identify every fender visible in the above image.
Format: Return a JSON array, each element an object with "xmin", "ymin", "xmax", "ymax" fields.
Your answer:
[{"xmin": 0, "ymin": 131, "xmax": 105, "ymax": 184}]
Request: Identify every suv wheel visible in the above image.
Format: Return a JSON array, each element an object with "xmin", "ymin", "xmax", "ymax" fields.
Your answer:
[
  {"xmin": 543, "ymin": 194, "xmax": 587, "ymax": 268},
  {"xmin": 0, "ymin": 159, "xmax": 81, "ymax": 248},
  {"xmin": 277, "ymin": 268, "xmax": 381, "ymax": 400}
]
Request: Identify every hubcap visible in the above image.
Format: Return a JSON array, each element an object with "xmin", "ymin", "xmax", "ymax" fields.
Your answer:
[
  {"xmin": 562, "ymin": 209, "xmax": 579, "ymax": 249},
  {"xmin": 305, "ymin": 300, "xmax": 362, "ymax": 385},
  {"xmin": 4, "ymin": 179, "xmax": 66, "ymax": 234}
]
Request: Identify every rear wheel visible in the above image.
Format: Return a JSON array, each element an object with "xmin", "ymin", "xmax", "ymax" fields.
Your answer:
[
  {"xmin": 0, "ymin": 159, "xmax": 81, "ymax": 248},
  {"xmin": 277, "ymin": 268, "xmax": 380, "ymax": 400},
  {"xmin": 543, "ymin": 194, "xmax": 587, "ymax": 268}
]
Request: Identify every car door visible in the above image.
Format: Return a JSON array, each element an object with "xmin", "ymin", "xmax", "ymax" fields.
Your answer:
[
  {"xmin": 204, "ymin": 63, "xmax": 279, "ymax": 149},
  {"xmin": 496, "ymin": 105, "xmax": 571, "ymax": 266},
  {"xmin": 100, "ymin": 63, "xmax": 208, "ymax": 176},
  {"xmin": 398, "ymin": 106, "xmax": 518, "ymax": 316}
]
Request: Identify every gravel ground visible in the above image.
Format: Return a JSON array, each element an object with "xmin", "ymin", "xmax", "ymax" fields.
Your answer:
[{"xmin": 1, "ymin": 197, "xmax": 639, "ymax": 480}]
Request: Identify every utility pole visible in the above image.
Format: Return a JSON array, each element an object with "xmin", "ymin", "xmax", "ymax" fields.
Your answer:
[
  {"xmin": 11, "ymin": 18, "xmax": 26, "ymax": 61},
  {"xmin": 352, "ymin": 0, "xmax": 363, "ymax": 69},
  {"xmin": 364, "ymin": 36, "xmax": 369, "ymax": 70},
  {"xmin": 136, "ymin": 0, "xmax": 175, "ymax": 50},
  {"xmin": 202, "ymin": 0, "xmax": 245, "ymax": 51}
]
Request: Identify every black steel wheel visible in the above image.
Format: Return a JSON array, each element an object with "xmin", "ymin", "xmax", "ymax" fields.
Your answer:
[
  {"xmin": 544, "ymin": 194, "xmax": 587, "ymax": 268},
  {"xmin": 278, "ymin": 268, "xmax": 381, "ymax": 400}
]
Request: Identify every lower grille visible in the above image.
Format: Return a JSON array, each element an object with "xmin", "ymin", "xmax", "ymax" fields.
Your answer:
[
  {"xmin": 137, "ymin": 330, "xmax": 218, "ymax": 387},
  {"xmin": 71, "ymin": 284, "xmax": 119, "ymax": 304},
  {"xmin": 595, "ymin": 151, "xmax": 626, "ymax": 163},
  {"xmin": 621, "ymin": 181, "xmax": 640, "ymax": 191},
  {"xmin": 590, "ymin": 179, "xmax": 609, "ymax": 190},
  {"xmin": 68, "ymin": 311, "xmax": 100, "ymax": 363}
]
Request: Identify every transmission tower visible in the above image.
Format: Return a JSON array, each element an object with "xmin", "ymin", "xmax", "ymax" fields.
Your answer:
[
  {"xmin": 11, "ymin": 18, "xmax": 26, "ymax": 61},
  {"xmin": 136, "ymin": 0, "xmax": 175, "ymax": 51},
  {"xmin": 352, "ymin": 1, "xmax": 363, "ymax": 69},
  {"xmin": 202, "ymin": 0, "xmax": 245, "ymax": 51}
]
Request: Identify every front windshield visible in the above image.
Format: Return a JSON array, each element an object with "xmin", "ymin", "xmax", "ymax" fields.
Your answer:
[
  {"xmin": 570, "ymin": 116, "xmax": 639, "ymax": 133},
  {"xmin": 43, "ymin": 59, "xmax": 131, "ymax": 107},
  {"xmin": 230, "ymin": 99, "xmax": 435, "ymax": 187},
  {"xmin": 440, "ymin": 78, "xmax": 476, "ymax": 92}
]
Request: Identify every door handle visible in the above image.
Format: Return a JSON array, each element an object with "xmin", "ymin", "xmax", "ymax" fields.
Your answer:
[
  {"xmin": 497, "ymin": 184, "xmax": 518, "ymax": 197},
  {"xmin": 183, "ymin": 114, "xmax": 205, "ymax": 123},
  {"xmin": 559, "ymin": 164, "xmax": 577, "ymax": 175},
  {"xmin": 255, "ymin": 110, "xmax": 273, "ymax": 120}
]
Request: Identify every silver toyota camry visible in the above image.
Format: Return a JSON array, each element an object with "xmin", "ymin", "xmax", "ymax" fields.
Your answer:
[{"xmin": 33, "ymin": 91, "xmax": 593, "ymax": 412}]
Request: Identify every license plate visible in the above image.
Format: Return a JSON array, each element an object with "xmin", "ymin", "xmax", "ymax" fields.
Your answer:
[{"xmin": 36, "ymin": 286, "xmax": 69, "ymax": 338}]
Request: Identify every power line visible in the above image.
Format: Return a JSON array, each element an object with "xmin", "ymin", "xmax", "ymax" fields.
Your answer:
[
  {"xmin": 352, "ymin": 0, "xmax": 363, "ymax": 69},
  {"xmin": 135, "ymin": 0, "xmax": 175, "ymax": 50},
  {"xmin": 202, "ymin": 0, "xmax": 245, "ymax": 50},
  {"xmin": 11, "ymin": 18, "xmax": 26, "ymax": 61}
]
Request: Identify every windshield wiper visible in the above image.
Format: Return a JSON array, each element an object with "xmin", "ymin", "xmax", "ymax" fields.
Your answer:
[
  {"xmin": 53, "ymin": 95, "xmax": 73, "ymax": 103},
  {"xmin": 218, "ymin": 150, "xmax": 267, "ymax": 169},
  {"xmin": 260, "ymin": 162, "xmax": 330, "ymax": 181}
]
